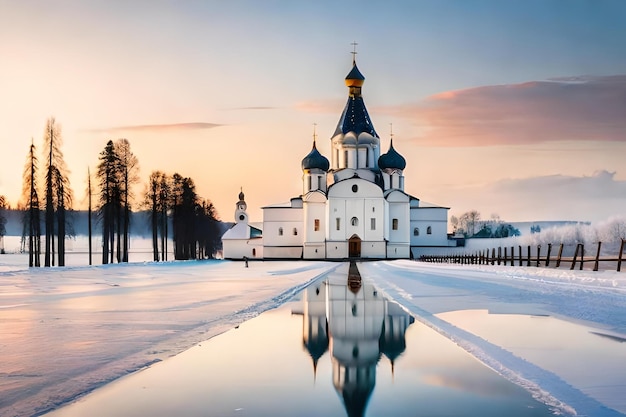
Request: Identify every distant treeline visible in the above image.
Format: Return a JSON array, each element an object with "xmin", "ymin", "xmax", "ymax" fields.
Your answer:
[
  {"xmin": 1, "ymin": 117, "xmax": 230, "ymax": 265},
  {"xmin": 0, "ymin": 209, "xmax": 231, "ymax": 238}
]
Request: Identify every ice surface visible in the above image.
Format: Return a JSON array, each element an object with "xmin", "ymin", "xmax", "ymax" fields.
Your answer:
[
  {"xmin": 359, "ymin": 261, "xmax": 626, "ymax": 417},
  {"xmin": 1, "ymin": 255, "xmax": 625, "ymax": 417},
  {"xmin": 0, "ymin": 258, "xmax": 338, "ymax": 417}
]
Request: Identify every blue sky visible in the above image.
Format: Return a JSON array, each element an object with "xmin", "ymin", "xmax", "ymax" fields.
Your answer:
[{"xmin": 1, "ymin": 0, "xmax": 625, "ymax": 223}]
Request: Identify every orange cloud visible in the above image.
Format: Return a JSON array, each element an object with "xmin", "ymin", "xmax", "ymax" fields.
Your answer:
[
  {"xmin": 84, "ymin": 122, "xmax": 222, "ymax": 134},
  {"xmin": 388, "ymin": 75, "xmax": 626, "ymax": 147}
]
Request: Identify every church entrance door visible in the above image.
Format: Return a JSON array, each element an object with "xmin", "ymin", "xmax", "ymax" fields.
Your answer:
[{"xmin": 348, "ymin": 235, "xmax": 361, "ymax": 258}]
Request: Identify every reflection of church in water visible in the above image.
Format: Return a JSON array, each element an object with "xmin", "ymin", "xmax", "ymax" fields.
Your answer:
[{"xmin": 292, "ymin": 263, "xmax": 414, "ymax": 417}]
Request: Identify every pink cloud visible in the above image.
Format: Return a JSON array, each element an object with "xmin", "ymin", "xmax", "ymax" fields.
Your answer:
[
  {"xmin": 387, "ymin": 75, "xmax": 626, "ymax": 147},
  {"xmin": 84, "ymin": 122, "xmax": 222, "ymax": 134}
]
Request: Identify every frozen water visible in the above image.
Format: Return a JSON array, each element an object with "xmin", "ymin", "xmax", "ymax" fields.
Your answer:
[
  {"xmin": 1, "ymin": 254, "xmax": 625, "ymax": 416},
  {"xmin": 42, "ymin": 264, "xmax": 555, "ymax": 417}
]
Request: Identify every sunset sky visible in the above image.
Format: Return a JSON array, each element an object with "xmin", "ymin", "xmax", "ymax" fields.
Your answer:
[{"xmin": 1, "ymin": 0, "xmax": 625, "ymax": 224}]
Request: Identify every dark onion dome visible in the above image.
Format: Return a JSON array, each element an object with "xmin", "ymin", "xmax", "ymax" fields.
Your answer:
[
  {"xmin": 301, "ymin": 141, "xmax": 330, "ymax": 171},
  {"xmin": 345, "ymin": 63, "xmax": 365, "ymax": 86},
  {"xmin": 334, "ymin": 63, "xmax": 378, "ymax": 138},
  {"xmin": 378, "ymin": 139, "xmax": 406, "ymax": 170}
]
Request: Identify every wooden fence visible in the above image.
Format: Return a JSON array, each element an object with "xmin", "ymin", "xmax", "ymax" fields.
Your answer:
[{"xmin": 419, "ymin": 239, "xmax": 626, "ymax": 272}]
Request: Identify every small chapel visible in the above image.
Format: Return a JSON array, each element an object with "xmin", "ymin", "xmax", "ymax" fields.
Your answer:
[{"xmin": 222, "ymin": 55, "xmax": 453, "ymax": 260}]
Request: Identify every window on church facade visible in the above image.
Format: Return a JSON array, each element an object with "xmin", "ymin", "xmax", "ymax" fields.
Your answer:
[
  {"xmin": 307, "ymin": 176, "xmax": 312, "ymax": 191},
  {"xmin": 392, "ymin": 218, "xmax": 398, "ymax": 230},
  {"xmin": 414, "ymin": 227, "xmax": 419, "ymax": 236},
  {"xmin": 427, "ymin": 226, "xmax": 432, "ymax": 234},
  {"xmin": 336, "ymin": 218, "xmax": 341, "ymax": 231},
  {"xmin": 318, "ymin": 176, "xmax": 322, "ymax": 190},
  {"xmin": 278, "ymin": 227, "xmax": 283, "ymax": 236},
  {"xmin": 351, "ymin": 217, "xmax": 358, "ymax": 226},
  {"xmin": 314, "ymin": 219, "xmax": 320, "ymax": 231},
  {"xmin": 371, "ymin": 218, "xmax": 376, "ymax": 230},
  {"xmin": 293, "ymin": 228, "xmax": 298, "ymax": 236},
  {"xmin": 344, "ymin": 150, "xmax": 348, "ymax": 168}
]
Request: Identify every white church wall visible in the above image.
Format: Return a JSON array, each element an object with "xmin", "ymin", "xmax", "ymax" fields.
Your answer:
[
  {"xmin": 410, "ymin": 207, "xmax": 450, "ymax": 247},
  {"xmin": 303, "ymin": 242, "xmax": 325, "ymax": 259},
  {"xmin": 264, "ymin": 246, "xmax": 303, "ymax": 259},
  {"xmin": 262, "ymin": 207, "xmax": 303, "ymax": 250},
  {"xmin": 222, "ymin": 238, "xmax": 263, "ymax": 259},
  {"xmin": 326, "ymin": 241, "xmax": 348, "ymax": 258},
  {"xmin": 387, "ymin": 243, "xmax": 410, "ymax": 259},
  {"xmin": 303, "ymin": 199, "xmax": 326, "ymax": 244},
  {"xmin": 361, "ymin": 241, "xmax": 386, "ymax": 258}
]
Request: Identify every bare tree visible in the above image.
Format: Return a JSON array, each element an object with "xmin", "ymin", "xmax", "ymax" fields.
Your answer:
[
  {"xmin": 20, "ymin": 141, "xmax": 42, "ymax": 266},
  {"xmin": 115, "ymin": 139, "xmax": 139, "ymax": 262},
  {"xmin": 0, "ymin": 195, "xmax": 7, "ymax": 254},
  {"xmin": 96, "ymin": 140, "xmax": 120, "ymax": 264},
  {"xmin": 42, "ymin": 117, "xmax": 72, "ymax": 266}
]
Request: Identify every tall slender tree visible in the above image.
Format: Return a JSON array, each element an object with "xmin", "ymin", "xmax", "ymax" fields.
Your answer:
[
  {"xmin": 20, "ymin": 141, "xmax": 42, "ymax": 266},
  {"xmin": 159, "ymin": 172, "xmax": 170, "ymax": 261},
  {"xmin": 96, "ymin": 139, "xmax": 139, "ymax": 264},
  {"xmin": 42, "ymin": 117, "xmax": 72, "ymax": 266},
  {"xmin": 96, "ymin": 140, "xmax": 120, "ymax": 264},
  {"xmin": 0, "ymin": 195, "xmax": 7, "ymax": 254},
  {"xmin": 86, "ymin": 167, "xmax": 93, "ymax": 266},
  {"xmin": 114, "ymin": 139, "xmax": 139, "ymax": 262}
]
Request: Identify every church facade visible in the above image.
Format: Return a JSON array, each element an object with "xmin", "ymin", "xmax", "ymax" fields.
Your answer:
[{"xmin": 222, "ymin": 58, "xmax": 453, "ymax": 260}]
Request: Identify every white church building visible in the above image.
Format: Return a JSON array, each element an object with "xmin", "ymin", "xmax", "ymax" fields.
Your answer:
[{"xmin": 222, "ymin": 58, "xmax": 453, "ymax": 260}]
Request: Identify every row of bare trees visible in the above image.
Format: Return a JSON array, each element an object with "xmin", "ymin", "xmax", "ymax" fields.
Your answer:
[
  {"xmin": 145, "ymin": 172, "xmax": 221, "ymax": 261},
  {"xmin": 17, "ymin": 117, "xmax": 222, "ymax": 267},
  {"xmin": 20, "ymin": 118, "xmax": 72, "ymax": 267}
]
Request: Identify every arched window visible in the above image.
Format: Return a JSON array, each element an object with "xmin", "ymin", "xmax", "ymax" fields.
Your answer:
[
  {"xmin": 392, "ymin": 218, "xmax": 398, "ymax": 230},
  {"xmin": 278, "ymin": 227, "xmax": 283, "ymax": 236},
  {"xmin": 414, "ymin": 227, "xmax": 419, "ymax": 236},
  {"xmin": 252, "ymin": 248, "xmax": 256, "ymax": 256},
  {"xmin": 351, "ymin": 217, "xmax": 358, "ymax": 226},
  {"xmin": 293, "ymin": 228, "xmax": 298, "ymax": 236},
  {"xmin": 427, "ymin": 226, "xmax": 432, "ymax": 235},
  {"xmin": 314, "ymin": 219, "xmax": 320, "ymax": 231},
  {"xmin": 307, "ymin": 176, "xmax": 312, "ymax": 191}
]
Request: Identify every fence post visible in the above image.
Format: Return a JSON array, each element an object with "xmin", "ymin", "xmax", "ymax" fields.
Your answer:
[
  {"xmin": 518, "ymin": 245, "xmax": 523, "ymax": 266},
  {"xmin": 571, "ymin": 244, "xmax": 580, "ymax": 270},
  {"xmin": 491, "ymin": 248, "xmax": 495, "ymax": 265},
  {"xmin": 504, "ymin": 247, "xmax": 508, "ymax": 266},
  {"xmin": 545, "ymin": 243, "xmax": 552, "ymax": 267},
  {"xmin": 536, "ymin": 245, "xmax": 541, "ymax": 267},
  {"xmin": 497, "ymin": 247, "xmax": 501, "ymax": 265},
  {"xmin": 580, "ymin": 244, "xmax": 585, "ymax": 271},
  {"xmin": 593, "ymin": 241, "xmax": 602, "ymax": 272},
  {"xmin": 556, "ymin": 243, "xmax": 564, "ymax": 268},
  {"xmin": 527, "ymin": 245, "xmax": 531, "ymax": 267},
  {"xmin": 511, "ymin": 246, "xmax": 515, "ymax": 267},
  {"xmin": 618, "ymin": 239, "xmax": 625, "ymax": 272}
]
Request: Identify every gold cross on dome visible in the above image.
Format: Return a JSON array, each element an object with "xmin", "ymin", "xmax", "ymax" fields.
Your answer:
[{"xmin": 350, "ymin": 41, "xmax": 358, "ymax": 63}]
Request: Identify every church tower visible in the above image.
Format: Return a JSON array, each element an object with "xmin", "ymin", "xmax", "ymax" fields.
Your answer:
[
  {"xmin": 330, "ymin": 54, "xmax": 381, "ymax": 183},
  {"xmin": 301, "ymin": 126, "xmax": 330, "ymax": 194},
  {"xmin": 379, "ymin": 137, "xmax": 407, "ymax": 192},
  {"xmin": 234, "ymin": 188, "xmax": 248, "ymax": 224}
]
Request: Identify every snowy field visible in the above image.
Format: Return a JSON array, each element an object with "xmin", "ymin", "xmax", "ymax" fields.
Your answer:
[{"xmin": 1, "ymin": 254, "xmax": 625, "ymax": 417}]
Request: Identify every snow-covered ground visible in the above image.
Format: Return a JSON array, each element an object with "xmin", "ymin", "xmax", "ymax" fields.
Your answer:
[
  {"xmin": 359, "ymin": 261, "xmax": 626, "ymax": 417},
  {"xmin": 0, "ymin": 258, "xmax": 339, "ymax": 417},
  {"xmin": 1, "ymin": 256, "xmax": 625, "ymax": 417}
]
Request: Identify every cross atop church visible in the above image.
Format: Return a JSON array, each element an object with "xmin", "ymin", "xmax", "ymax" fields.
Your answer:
[
  {"xmin": 350, "ymin": 41, "xmax": 358, "ymax": 64},
  {"xmin": 389, "ymin": 123, "xmax": 394, "ymax": 139},
  {"xmin": 313, "ymin": 123, "xmax": 318, "ymax": 142}
]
